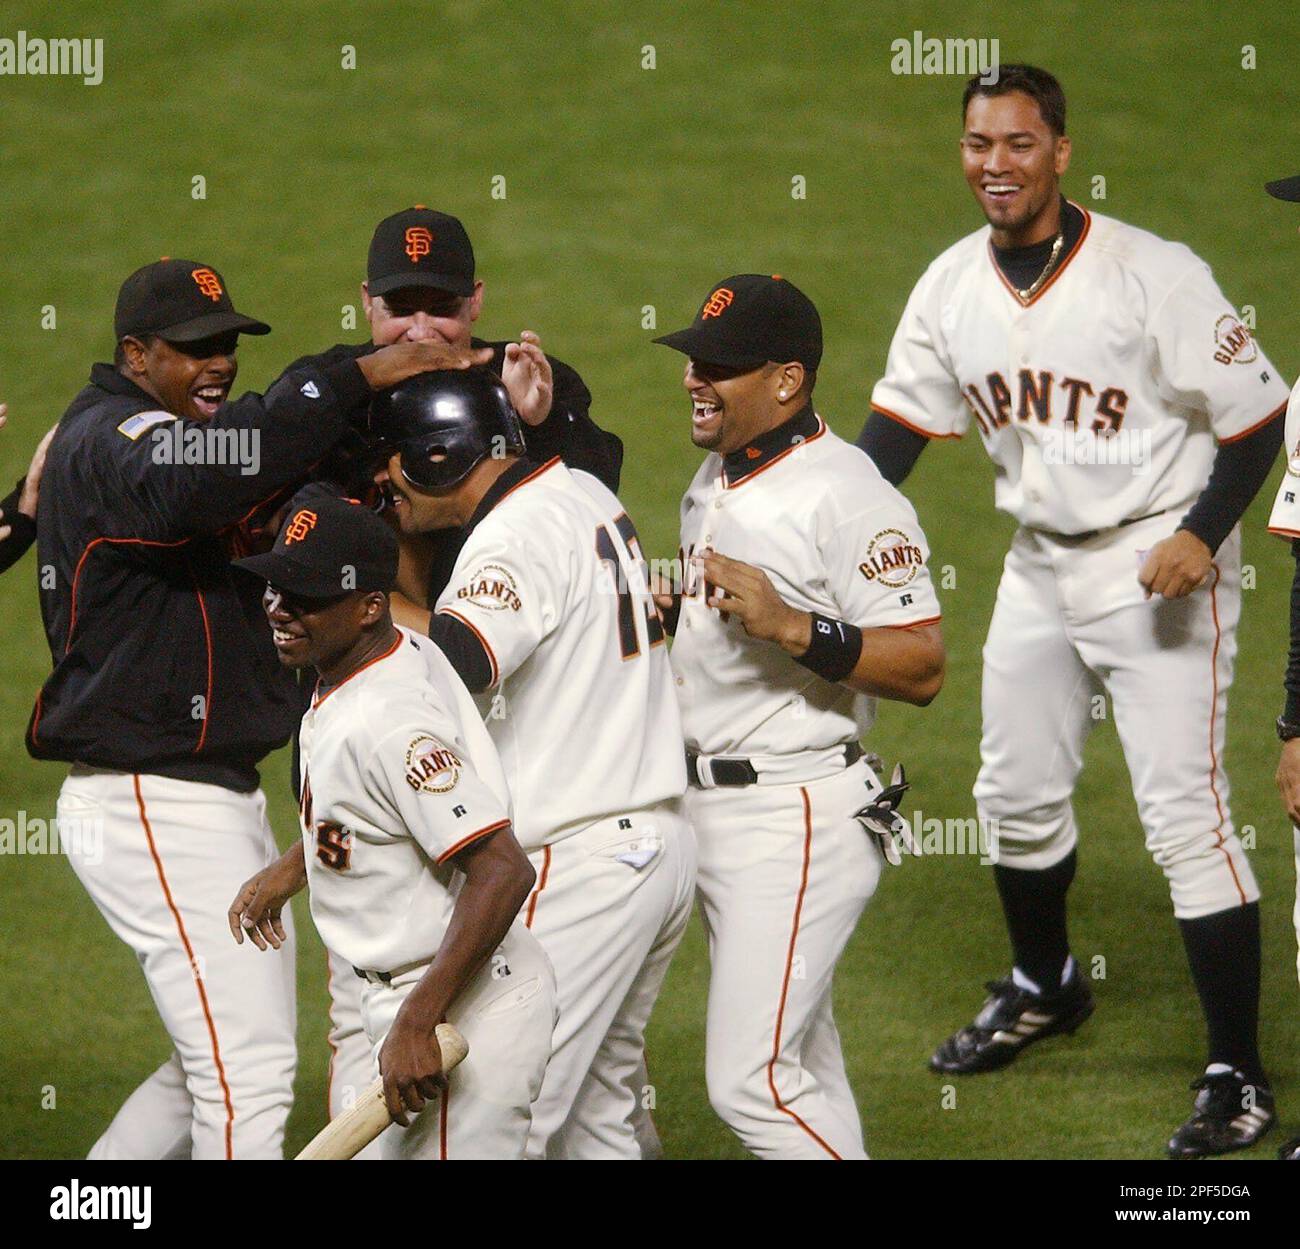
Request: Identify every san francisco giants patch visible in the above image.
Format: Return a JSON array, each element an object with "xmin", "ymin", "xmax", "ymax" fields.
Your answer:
[
  {"xmin": 1213, "ymin": 314, "xmax": 1258, "ymax": 366},
  {"xmin": 456, "ymin": 564, "xmax": 522, "ymax": 612},
  {"xmin": 1287, "ymin": 440, "xmax": 1300, "ymax": 478},
  {"xmin": 404, "ymin": 734, "xmax": 462, "ymax": 794},
  {"xmin": 859, "ymin": 528, "xmax": 924, "ymax": 588}
]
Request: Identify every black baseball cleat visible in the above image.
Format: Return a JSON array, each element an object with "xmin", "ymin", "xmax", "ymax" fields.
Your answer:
[
  {"xmin": 1279, "ymin": 1137, "xmax": 1300, "ymax": 1161},
  {"xmin": 1167, "ymin": 1071, "xmax": 1275, "ymax": 1159},
  {"xmin": 929, "ymin": 971, "xmax": 1095, "ymax": 1075}
]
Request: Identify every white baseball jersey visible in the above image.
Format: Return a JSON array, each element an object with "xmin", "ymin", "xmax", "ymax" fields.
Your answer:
[
  {"xmin": 1266, "ymin": 377, "xmax": 1300, "ymax": 539},
  {"xmin": 672, "ymin": 410, "xmax": 941, "ymax": 757},
  {"xmin": 873, "ymin": 204, "xmax": 1289, "ymax": 536},
  {"xmin": 434, "ymin": 458, "xmax": 687, "ymax": 851},
  {"xmin": 299, "ymin": 626, "xmax": 517, "ymax": 974}
]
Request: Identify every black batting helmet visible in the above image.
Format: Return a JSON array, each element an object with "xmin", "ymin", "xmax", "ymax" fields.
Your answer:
[{"xmin": 368, "ymin": 368, "xmax": 525, "ymax": 491}]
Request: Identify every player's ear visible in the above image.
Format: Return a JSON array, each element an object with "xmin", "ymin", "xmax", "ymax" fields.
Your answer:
[
  {"xmin": 776, "ymin": 362, "xmax": 804, "ymax": 402},
  {"xmin": 361, "ymin": 282, "xmax": 375, "ymax": 321},
  {"xmin": 1054, "ymin": 134, "xmax": 1072, "ymax": 177}
]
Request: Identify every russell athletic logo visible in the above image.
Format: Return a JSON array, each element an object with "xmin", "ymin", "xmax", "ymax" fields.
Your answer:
[
  {"xmin": 701, "ymin": 288, "xmax": 734, "ymax": 318},
  {"xmin": 405, "ymin": 226, "xmax": 433, "ymax": 262},
  {"xmin": 284, "ymin": 509, "xmax": 318, "ymax": 545},
  {"xmin": 190, "ymin": 267, "xmax": 224, "ymax": 301}
]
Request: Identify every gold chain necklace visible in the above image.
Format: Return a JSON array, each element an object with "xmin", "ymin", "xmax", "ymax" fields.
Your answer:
[{"xmin": 1016, "ymin": 230, "xmax": 1065, "ymax": 301}]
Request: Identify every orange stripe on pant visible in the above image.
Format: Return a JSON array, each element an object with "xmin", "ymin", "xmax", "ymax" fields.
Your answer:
[
  {"xmin": 1206, "ymin": 568, "xmax": 1248, "ymax": 907},
  {"xmin": 765, "ymin": 788, "xmax": 842, "ymax": 1160},
  {"xmin": 524, "ymin": 844, "xmax": 552, "ymax": 929},
  {"xmin": 133, "ymin": 774, "xmax": 237, "ymax": 1158}
]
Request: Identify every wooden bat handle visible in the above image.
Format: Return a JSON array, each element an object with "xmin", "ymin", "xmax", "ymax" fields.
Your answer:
[{"xmin": 295, "ymin": 1022, "xmax": 469, "ymax": 1160}]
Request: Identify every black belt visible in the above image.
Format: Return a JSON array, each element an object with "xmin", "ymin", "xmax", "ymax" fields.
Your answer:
[
  {"xmin": 686, "ymin": 742, "xmax": 863, "ymax": 788},
  {"xmin": 1035, "ymin": 508, "xmax": 1169, "ymax": 546}
]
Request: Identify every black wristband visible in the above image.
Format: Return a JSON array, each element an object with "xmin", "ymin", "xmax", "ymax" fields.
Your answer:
[{"xmin": 795, "ymin": 613, "xmax": 863, "ymax": 683}]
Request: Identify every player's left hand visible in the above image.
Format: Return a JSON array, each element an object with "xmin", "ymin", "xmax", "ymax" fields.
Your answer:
[
  {"xmin": 502, "ymin": 330, "xmax": 554, "ymax": 426},
  {"xmin": 1276, "ymin": 738, "xmax": 1300, "ymax": 827},
  {"xmin": 227, "ymin": 844, "xmax": 306, "ymax": 950},
  {"xmin": 379, "ymin": 1008, "xmax": 446, "ymax": 1127},
  {"xmin": 1138, "ymin": 529, "xmax": 1212, "ymax": 600},
  {"xmin": 699, "ymin": 550, "xmax": 811, "ymax": 653}
]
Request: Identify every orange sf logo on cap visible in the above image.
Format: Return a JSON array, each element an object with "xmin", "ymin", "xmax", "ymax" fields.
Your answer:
[
  {"xmin": 191, "ymin": 268, "xmax": 224, "ymax": 302},
  {"xmin": 701, "ymin": 288, "xmax": 734, "ymax": 319},
  {"xmin": 405, "ymin": 226, "xmax": 433, "ymax": 262},
  {"xmin": 284, "ymin": 509, "xmax": 318, "ymax": 545}
]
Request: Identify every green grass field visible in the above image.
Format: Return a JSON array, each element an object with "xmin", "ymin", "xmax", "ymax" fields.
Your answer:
[{"xmin": 2, "ymin": 0, "xmax": 1299, "ymax": 1160}]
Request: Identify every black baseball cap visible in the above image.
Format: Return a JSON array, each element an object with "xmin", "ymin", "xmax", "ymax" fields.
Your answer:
[
  {"xmin": 234, "ymin": 484, "xmax": 399, "ymax": 599},
  {"xmin": 653, "ymin": 273, "xmax": 823, "ymax": 371},
  {"xmin": 114, "ymin": 258, "xmax": 271, "ymax": 342},
  {"xmin": 1266, "ymin": 176, "xmax": 1300, "ymax": 202},
  {"xmin": 367, "ymin": 206, "xmax": 476, "ymax": 298}
]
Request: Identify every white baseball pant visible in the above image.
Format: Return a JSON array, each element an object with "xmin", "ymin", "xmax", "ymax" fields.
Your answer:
[
  {"xmin": 974, "ymin": 518, "xmax": 1257, "ymax": 919},
  {"xmin": 689, "ymin": 757, "xmax": 884, "ymax": 1159},
  {"xmin": 59, "ymin": 767, "xmax": 297, "ymax": 1159},
  {"xmin": 523, "ymin": 800, "xmax": 697, "ymax": 1159},
  {"xmin": 358, "ymin": 927, "xmax": 556, "ymax": 1160}
]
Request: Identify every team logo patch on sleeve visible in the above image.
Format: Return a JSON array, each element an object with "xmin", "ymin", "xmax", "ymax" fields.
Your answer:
[
  {"xmin": 1287, "ymin": 440, "xmax": 1300, "ymax": 479},
  {"xmin": 859, "ymin": 528, "xmax": 924, "ymax": 588},
  {"xmin": 1213, "ymin": 315, "xmax": 1258, "ymax": 366},
  {"xmin": 404, "ymin": 734, "xmax": 462, "ymax": 793},
  {"xmin": 456, "ymin": 564, "xmax": 522, "ymax": 612},
  {"xmin": 116, "ymin": 411, "xmax": 177, "ymax": 440}
]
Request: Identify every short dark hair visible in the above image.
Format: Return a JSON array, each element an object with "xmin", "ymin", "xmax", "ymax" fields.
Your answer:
[{"xmin": 962, "ymin": 64, "xmax": 1066, "ymax": 137}]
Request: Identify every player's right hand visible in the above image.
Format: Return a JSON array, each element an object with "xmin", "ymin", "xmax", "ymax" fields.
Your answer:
[
  {"xmin": 227, "ymin": 844, "xmax": 307, "ymax": 950},
  {"xmin": 1275, "ymin": 738, "xmax": 1300, "ymax": 826},
  {"xmin": 379, "ymin": 1009, "xmax": 446, "ymax": 1127},
  {"xmin": 357, "ymin": 340, "xmax": 494, "ymax": 390}
]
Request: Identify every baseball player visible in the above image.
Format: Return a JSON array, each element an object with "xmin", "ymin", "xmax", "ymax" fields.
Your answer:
[
  {"xmin": 653, "ymin": 274, "xmax": 946, "ymax": 1159},
  {"xmin": 1264, "ymin": 171, "xmax": 1300, "ymax": 1164},
  {"xmin": 288, "ymin": 206, "xmax": 625, "ymax": 1148},
  {"xmin": 28, "ymin": 257, "xmax": 453, "ymax": 1159},
  {"xmin": 369, "ymin": 368, "xmax": 695, "ymax": 1159},
  {"xmin": 227, "ymin": 487, "xmax": 556, "ymax": 1159},
  {"xmin": 858, "ymin": 65, "xmax": 1289, "ymax": 1157}
]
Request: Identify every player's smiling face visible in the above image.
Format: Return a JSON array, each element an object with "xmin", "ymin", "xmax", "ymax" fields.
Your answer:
[
  {"xmin": 262, "ymin": 585, "xmax": 367, "ymax": 670},
  {"xmin": 363, "ymin": 282, "xmax": 484, "ymax": 348},
  {"xmin": 961, "ymin": 91, "xmax": 1071, "ymax": 246},
  {"xmin": 121, "ymin": 332, "xmax": 240, "ymax": 422},
  {"xmin": 684, "ymin": 358, "xmax": 788, "ymax": 455}
]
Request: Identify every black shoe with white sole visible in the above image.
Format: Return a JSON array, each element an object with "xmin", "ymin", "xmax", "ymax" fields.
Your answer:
[
  {"xmin": 1167, "ymin": 1071, "xmax": 1275, "ymax": 1159},
  {"xmin": 929, "ymin": 971, "xmax": 1095, "ymax": 1075}
]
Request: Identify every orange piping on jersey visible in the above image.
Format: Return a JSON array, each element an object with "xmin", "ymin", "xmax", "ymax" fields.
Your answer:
[
  {"xmin": 1205, "ymin": 567, "xmax": 1248, "ymax": 907},
  {"xmin": 524, "ymin": 843, "xmax": 552, "ymax": 928},
  {"xmin": 885, "ymin": 614, "xmax": 943, "ymax": 630},
  {"xmin": 134, "ymin": 774, "xmax": 236, "ymax": 1158},
  {"xmin": 312, "ymin": 631, "xmax": 403, "ymax": 708},
  {"xmin": 66, "ymin": 534, "xmax": 192, "ymax": 648},
  {"xmin": 724, "ymin": 419, "xmax": 829, "ymax": 490},
  {"xmin": 1267, "ymin": 526, "xmax": 1300, "ymax": 539},
  {"xmin": 988, "ymin": 202, "xmax": 1092, "ymax": 308},
  {"xmin": 190, "ymin": 580, "xmax": 214, "ymax": 754},
  {"xmin": 765, "ymin": 789, "xmax": 843, "ymax": 1159},
  {"xmin": 436, "ymin": 819, "xmax": 512, "ymax": 865},
  {"xmin": 498, "ymin": 456, "xmax": 562, "ymax": 507},
  {"xmin": 1219, "ymin": 400, "xmax": 1287, "ymax": 445},
  {"xmin": 436, "ymin": 608, "xmax": 500, "ymax": 687},
  {"xmin": 870, "ymin": 404, "xmax": 963, "ymax": 441}
]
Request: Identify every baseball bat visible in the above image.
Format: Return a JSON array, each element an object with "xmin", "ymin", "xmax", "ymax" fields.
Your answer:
[{"xmin": 294, "ymin": 1022, "xmax": 469, "ymax": 1160}]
